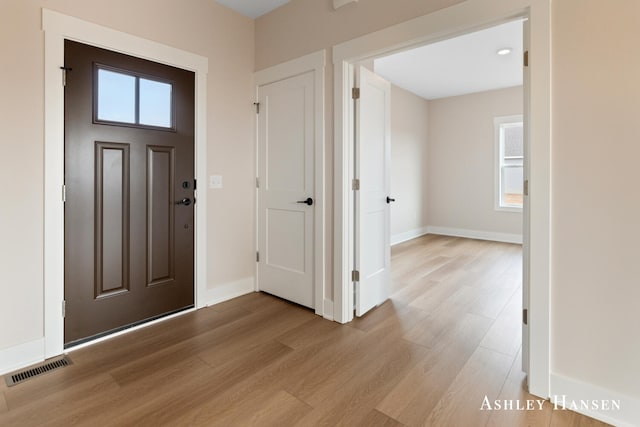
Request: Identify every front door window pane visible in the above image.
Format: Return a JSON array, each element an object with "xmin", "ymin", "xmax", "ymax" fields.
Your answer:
[
  {"xmin": 97, "ymin": 68, "xmax": 136, "ymax": 124},
  {"xmin": 139, "ymin": 78, "xmax": 173, "ymax": 128}
]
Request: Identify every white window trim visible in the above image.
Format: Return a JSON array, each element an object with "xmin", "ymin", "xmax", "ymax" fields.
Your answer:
[{"xmin": 494, "ymin": 114, "xmax": 524, "ymax": 212}]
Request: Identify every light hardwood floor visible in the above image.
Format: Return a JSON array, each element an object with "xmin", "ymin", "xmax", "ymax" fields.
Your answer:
[{"xmin": 0, "ymin": 235, "xmax": 609, "ymax": 426}]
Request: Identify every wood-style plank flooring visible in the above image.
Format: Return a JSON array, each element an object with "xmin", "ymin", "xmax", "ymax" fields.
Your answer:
[{"xmin": 0, "ymin": 235, "xmax": 609, "ymax": 426}]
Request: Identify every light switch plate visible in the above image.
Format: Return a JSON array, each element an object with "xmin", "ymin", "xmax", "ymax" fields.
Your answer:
[{"xmin": 209, "ymin": 175, "xmax": 222, "ymax": 189}]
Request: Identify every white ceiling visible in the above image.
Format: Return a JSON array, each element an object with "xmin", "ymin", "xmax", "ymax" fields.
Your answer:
[
  {"xmin": 373, "ymin": 20, "xmax": 524, "ymax": 100},
  {"xmin": 215, "ymin": 0, "xmax": 291, "ymax": 18}
]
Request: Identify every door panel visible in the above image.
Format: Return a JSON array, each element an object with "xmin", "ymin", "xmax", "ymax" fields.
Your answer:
[
  {"xmin": 257, "ymin": 71, "xmax": 315, "ymax": 308},
  {"xmin": 147, "ymin": 146, "xmax": 175, "ymax": 287},
  {"xmin": 355, "ymin": 66, "xmax": 391, "ymax": 317},
  {"xmin": 95, "ymin": 142, "xmax": 130, "ymax": 297},
  {"xmin": 64, "ymin": 40, "xmax": 195, "ymax": 345},
  {"xmin": 266, "ymin": 209, "xmax": 306, "ymax": 273}
]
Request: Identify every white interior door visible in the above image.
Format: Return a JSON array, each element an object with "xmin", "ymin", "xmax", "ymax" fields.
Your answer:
[
  {"xmin": 522, "ymin": 18, "xmax": 531, "ymax": 376},
  {"xmin": 257, "ymin": 71, "xmax": 315, "ymax": 309},
  {"xmin": 354, "ymin": 66, "xmax": 391, "ymax": 317}
]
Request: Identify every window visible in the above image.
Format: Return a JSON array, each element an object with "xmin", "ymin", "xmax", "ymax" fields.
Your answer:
[
  {"xmin": 495, "ymin": 115, "xmax": 524, "ymax": 211},
  {"xmin": 95, "ymin": 65, "xmax": 174, "ymax": 130}
]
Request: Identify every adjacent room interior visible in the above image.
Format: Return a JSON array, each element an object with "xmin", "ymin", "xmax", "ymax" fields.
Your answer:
[
  {"xmin": 376, "ymin": 19, "xmax": 526, "ymax": 360},
  {"xmin": 357, "ymin": 20, "xmax": 528, "ymax": 418}
]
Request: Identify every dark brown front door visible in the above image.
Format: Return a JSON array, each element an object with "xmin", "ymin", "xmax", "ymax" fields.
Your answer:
[{"xmin": 64, "ymin": 40, "xmax": 195, "ymax": 346}]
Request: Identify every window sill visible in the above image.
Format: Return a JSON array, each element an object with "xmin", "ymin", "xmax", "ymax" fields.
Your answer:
[{"xmin": 495, "ymin": 205, "xmax": 523, "ymax": 213}]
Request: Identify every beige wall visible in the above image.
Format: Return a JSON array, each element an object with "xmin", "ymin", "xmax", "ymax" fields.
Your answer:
[
  {"xmin": 0, "ymin": 0, "xmax": 254, "ymax": 351},
  {"xmin": 389, "ymin": 84, "xmax": 523, "ymax": 242},
  {"xmin": 389, "ymin": 85, "xmax": 430, "ymax": 240},
  {"xmin": 551, "ymin": 0, "xmax": 640, "ymax": 400},
  {"xmin": 428, "ymin": 87, "xmax": 523, "ymax": 236},
  {"xmin": 255, "ymin": 0, "xmax": 464, "ymax": 70}
]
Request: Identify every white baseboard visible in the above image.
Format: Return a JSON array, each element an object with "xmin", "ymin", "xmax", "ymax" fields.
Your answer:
[
  {"xmin": 550, "ymin": 373, "xmax": 640, "ymax": 427},
  {"xmin": 205, "ymin": 276, "xmax": 256, "ymax": 307},
  {"xmin": 426, "ymin": 226, "xmax": 522, "ymax": 244},
  {"xmin": 0, "ymin": 338, "xmax": 45, "ymax": 376},
  {"xmin": 391, "ymin": 226, "xmax": 430, "ymax": 246}
]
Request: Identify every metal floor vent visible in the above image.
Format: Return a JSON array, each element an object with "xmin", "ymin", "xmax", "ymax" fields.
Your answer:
[{"xmin": 5, "ymin": 356, "xmax": 72, "ymax": 387}]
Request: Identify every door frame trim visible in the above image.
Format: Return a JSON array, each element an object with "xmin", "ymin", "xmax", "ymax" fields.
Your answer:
[
  {"xmin": 254, "ymin": 50, "xmax": 327, "ymax": 318},
  {"xmin": 42, "ymin": 9, "xmax": 209, "ymax": 358},
  {"xmin": 332, "ymin": 0, "xmax": 551, "ymax": 398}
]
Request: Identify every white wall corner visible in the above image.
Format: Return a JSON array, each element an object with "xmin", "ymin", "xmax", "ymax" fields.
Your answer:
[
  {"xmin": 427, "ymin": 226, "xmax": 523, "ymax": 244},
  {"xmin": 391, "ymin": 226, "xmax": 430, "ymax": 246},
  {"xmin": 205, "ymin": 277, "xmax": 256, "ymax": 307},
  {"xmin": 323, "ymin": 299, "xmax": 334, "ymax": 321},
  {"xmin": 0, "ymin": 338, "xmax": 45, "ymax": 376},
  {"xmin": 333, "ymin": 0, "xmax": 358, "ymax": 11},
  {"xmin": 550, "ymin": 373, "xmax": 640, "ymax": 427}
]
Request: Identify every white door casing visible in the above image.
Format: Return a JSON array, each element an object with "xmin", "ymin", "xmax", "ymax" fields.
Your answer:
[
  {"xmin": 257, "ymin": 71, "xmax": 315, "ymax": 308},
  {"xmin": 354, "ymin": 66, "xmax": 391, "ymax": 317},
  {"xmin": 521, "ymin": 17, "xmax": 531, "ymax": 376},
  {"xmin": 42, "ymin": 9, "xmax": 208, "ymax": 360}
]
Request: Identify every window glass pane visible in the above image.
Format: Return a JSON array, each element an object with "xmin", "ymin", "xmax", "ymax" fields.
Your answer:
[
  {"xmin": 97, "ymin": 69, "xmax": 136, "ymax": 124},
  {"xmin": 498, "ymin": 121, "xmax": 524, "ymax": 208},
  {"xmin": 502, "ymin": 165, "xmax": 524, "ymax": 206},
  {"xmin": 503, "ymin": 124, "xmax": 523, "ymax": 157},
  {"xmin": 139, "ymin": 78, "xmax": 172, "ymax": 128}
]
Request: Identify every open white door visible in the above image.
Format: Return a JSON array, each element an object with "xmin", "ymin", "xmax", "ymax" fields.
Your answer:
[
  {"xmin": 354, "ymin": 66, "xmax": 391, "ymax": 317},
  {"xmin": 522, "ymin": 18, "xmax": 531, "ymax": 376},
  {"xmin": 257, "ymin": 71, "xmax": 315, "ymax": 309}
]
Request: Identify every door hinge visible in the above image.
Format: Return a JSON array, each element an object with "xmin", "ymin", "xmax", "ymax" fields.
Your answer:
[
  {"xmin": 256, "ymin": 251, "xmax": 260, "ymax": 262},
  {"xmin": 351, "ymin": 270, "xmax": 360, "ymax": 282},
  {"xmin": 253, "ymin": 102, "xmax": 260, "ymax": 114},
  {"xmin": 193, "ymin": 179, "xmax": 197, "ymax": 190},
  {"xmin": 352, "ymin": 87, "xmax": 360, "ymax": 99},
  {"xmin": 523, "ymin": 179, "xmax": 529, "ymax": 196},
  {"xmin": 256, "ymin": 177, "xmax": 259, "ymax": 188},
  {"xmin": 62, "ymin": 300, "xmax": 66, "ymax": 318},
  {"xmin": 523, "ymin": 50, "xmax": 529, "ymax": 67},
  {"xmin": 352, "ymin": 179, "xmax": 360, "ymax": 190},
  {"xmin": 523, "ymin": 308, "xmax": 528, "ymax": 325},
  {"xmin": 60, "ymin": 66, "xmax": 72, "ymax": 86},
  {"xmin": 62, "ymin": 184, "xmax": 66, "ymax": 202}
]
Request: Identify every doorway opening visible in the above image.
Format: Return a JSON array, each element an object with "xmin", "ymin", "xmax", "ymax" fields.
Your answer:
[
  {"xmin": 334, "ymin": 11, "xmax": 548, "ymax": 388},
  {"xmin": 371, "ymin": 19, "xmax": 527, "ymax": 373}
]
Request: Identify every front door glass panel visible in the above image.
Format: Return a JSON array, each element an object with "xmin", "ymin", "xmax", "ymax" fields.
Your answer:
[{"xmin": 95, "ymin": 65, "xmax": 174, "ymax": 130}]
